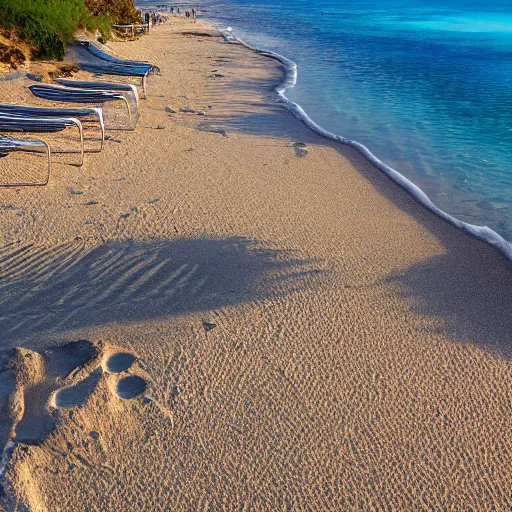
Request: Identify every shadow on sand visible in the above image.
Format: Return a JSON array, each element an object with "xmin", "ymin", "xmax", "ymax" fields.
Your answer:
[
  {"xmin": 0, "ymin": 237, "xmax": 317, "ymax": 346},
  {"xmin": 335, "ymin": 146, "xmax": 512, "ymax": 360},
  {"xmin": 201, "ymin": 58, "xmax": 512, "ymax": 359}
]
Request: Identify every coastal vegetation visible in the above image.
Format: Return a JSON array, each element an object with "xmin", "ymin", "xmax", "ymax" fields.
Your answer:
[
  {"xmin": 0, "ymin": 0, "xmax": 140, "ymax": 61},
  {"xmin": 85, "ymin": 0, "xmax": 141, "ymax": 25}
]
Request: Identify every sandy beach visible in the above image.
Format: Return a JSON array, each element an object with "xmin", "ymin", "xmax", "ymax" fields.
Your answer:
[{"xmin": 1, "ymin": 17, "xmax": 511, "ymax": 511}]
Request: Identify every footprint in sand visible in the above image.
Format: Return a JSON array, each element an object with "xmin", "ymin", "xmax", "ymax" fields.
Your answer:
[
  {"xmin": 116, "ymin": 376, "xmax": 147, "ymax": 400},
  {"xmin": 0, "ymin": 340, "xmax": 101, "ymax": 492},
  {"xmin": 0, "ymin": 343, "xmax": 150, "ymax": 502},
  {"xmin": 293, "ymin": 142, "xmax": 309, "ymax": 158},
  {"xmin": 45, "ymin": 340, "xmax": 98, "ymax": 379},
  {"xmin": 53, "ymin": 368, "xmax": 102, "ymax": 408},
  {"xmin": 0, "ymin": 341, "xmax": 100, "ymax": 445},
  {"xmin": 0, "ymin": 343, "xmax": 147, "ymax": 466},
  {"xmin": 104, "ymin": 352, "xmax": 136, "ymax": 373},
  {"xmin": 102, "ymin": 351, "xmax": 147, "ymax": 400}
]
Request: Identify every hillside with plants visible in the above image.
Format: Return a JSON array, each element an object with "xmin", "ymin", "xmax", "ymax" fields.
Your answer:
[
  {"xmin": 85, "ymin": 0, "xmax": 141, "ymax": 25},
  {"xmin": 0, "ymin": 0, "xmax": 140, "ymax": 63}
]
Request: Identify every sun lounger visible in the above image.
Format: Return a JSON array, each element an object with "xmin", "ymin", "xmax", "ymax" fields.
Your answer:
[
  {"xmin": 28, "ymin": 84, "xmax": 136, "ymax": 130},
  {"xmin": 0, "ymin": 103, "xmax": 104, "ymax": 152},
  {"xmin": 76, "ymin": 39, "xmax": 159, "ymax": 73},
  {"xmin": 76, "ymin": 61, "xmax": 150, "ymax": 99},
  {"xmin": 0, "ymin": 135, "xmax": 51, "ymax": 187},
  {"xmin": 54, "ymin": 79, "xmax": 139, "ymax": 100},
  {"xmin": 54, "ymin": 79, "xmax": 139, "ymax": 121},
  {"xmin": 0, "ymin": 115, "xmax": 84, "ymax": 166}
]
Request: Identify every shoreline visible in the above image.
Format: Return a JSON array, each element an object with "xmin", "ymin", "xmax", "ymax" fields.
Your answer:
[
  {"xmin": 213, "ymin": 24, "xmax": 512, "ymax": 262},
  {"xmin": 1, "ymin": 17, "xmax": 512, "ymax": 510}
]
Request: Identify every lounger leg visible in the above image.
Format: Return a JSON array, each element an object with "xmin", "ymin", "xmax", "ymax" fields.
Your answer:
[
  {"xmin": 49, "ymin": 119, "xmax": 84, "ymax": 166},
  {"xmin": 142, "ymin": 74, "xmax": 147, "ymax": 99},
  {"xmin": 0, "ymin": 141, "xmax": 51, "ymax": 187},
  {"xmin": 97, "ymin": 109, "xmax": 105, "ymax": 152},
  {"xmin": 113, "ymin": 96, "xmax": 135, "ymax": 131},
  {"xmin": 72, "ymin": 119, "xmax": 85, "ymax": 167},
  {"xmin": 88, "ymin": 108, "xmax": 105, "ymax": 153},
  {"xmin": 123, "ymin": 96, "xmax": 134, "ymax": 130}
]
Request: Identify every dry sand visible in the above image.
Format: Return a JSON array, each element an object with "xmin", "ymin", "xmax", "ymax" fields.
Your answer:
[{"xmin": 0, "ymin": 17, "xmax": 511, "ymax": 511}]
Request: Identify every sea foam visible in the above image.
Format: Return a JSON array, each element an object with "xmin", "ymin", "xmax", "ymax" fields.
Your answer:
[{"xmin": 218, "ymin": 27, "xmax": 512, "ymax": 262}]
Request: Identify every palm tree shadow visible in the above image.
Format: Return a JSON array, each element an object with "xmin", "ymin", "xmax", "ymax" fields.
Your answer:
[
  {"xmin": 0, "ymin": 237, "xmax": 319, "ymax": 346},
  {"xmin": 332, "ymin": 146, "xmax": 512, "ymax": 360},
  {"xmin": 386, "ymin": 247, "xmax": 512, "ymax": 360}
]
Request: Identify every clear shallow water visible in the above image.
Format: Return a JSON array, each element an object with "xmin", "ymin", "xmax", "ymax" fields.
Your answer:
[{"xmin": 191, "ymin": 0, "xmax": 512, "ymax": 243}]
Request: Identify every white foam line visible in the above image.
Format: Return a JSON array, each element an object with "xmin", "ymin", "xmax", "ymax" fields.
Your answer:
[{"xmin": 217, "ymin": 27, "xmax": 512, "ymax": 262}]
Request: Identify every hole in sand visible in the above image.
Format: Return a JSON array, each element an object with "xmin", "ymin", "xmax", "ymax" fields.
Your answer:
[
  {"xmin": 54, "ymin": 369, "xmax": 101, "ymax": 408},
  {"xmin": 116, "ymin": 376, "xmax": 146, "ymax": 400},
  {"xmin": 106, "ymin": 353, "xmax": 136, "ymax": 373},
  {"xmin": 44, "ymin": 340, "xmax": 97, "ymax": 378}
]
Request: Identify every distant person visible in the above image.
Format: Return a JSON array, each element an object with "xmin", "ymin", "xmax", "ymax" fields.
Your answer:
[
  {"xmin": 177, "ymin": 7, "xmax": 180, "ymax": 14},
  {"xmin": 170, "ymin": 6, "xmax": 174, "ymax": 14}
]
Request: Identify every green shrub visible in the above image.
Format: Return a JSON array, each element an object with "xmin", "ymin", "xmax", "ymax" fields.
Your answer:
[
  {"xmin": 85, "ymin": 0, "xmax": 141, "ymax": 25},
  {"xmin": 0, "ymin": 0, "xmax": 112, "ymax": 60}
]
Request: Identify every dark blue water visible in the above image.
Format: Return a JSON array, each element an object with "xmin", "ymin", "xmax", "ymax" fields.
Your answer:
[{"xmin": 143, "ymin": 0, "xmax": 512, "ymax": 243}]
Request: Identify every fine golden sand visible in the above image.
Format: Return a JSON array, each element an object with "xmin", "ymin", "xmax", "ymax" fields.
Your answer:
[{"xmin": 0, "ymin": 18, "xmax": 511, "ymax": 511}]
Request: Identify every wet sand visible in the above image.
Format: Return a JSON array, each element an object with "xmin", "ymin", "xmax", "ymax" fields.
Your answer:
[{"xmin": 0, "ymin": 17, "xmax": 511, "ymax": 511}]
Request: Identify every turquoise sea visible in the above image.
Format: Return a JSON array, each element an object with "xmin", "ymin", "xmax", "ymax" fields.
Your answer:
[{"xmin": 146, "ymin": 0, "xmax": 512, "ymax": 246}]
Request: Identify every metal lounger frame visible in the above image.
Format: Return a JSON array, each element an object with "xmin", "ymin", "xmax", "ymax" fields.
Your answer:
[
  {"xmin": 29, "ymin": 84, "xmax": 134, "ymax": 130},
  {"xmin": 0, "ymin": 136, "xmax": 52, "ymax": 187},
  {"xmin": 0, "ymin": 115, "xmax": 84, "ymax": 166},
  {"xmin": 112, "ymin": 24, "xmax": 150, "ymax": 38},
  {"xmin": 0, "ymin": 103, "xmax": 104, "ymax": 153}
]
